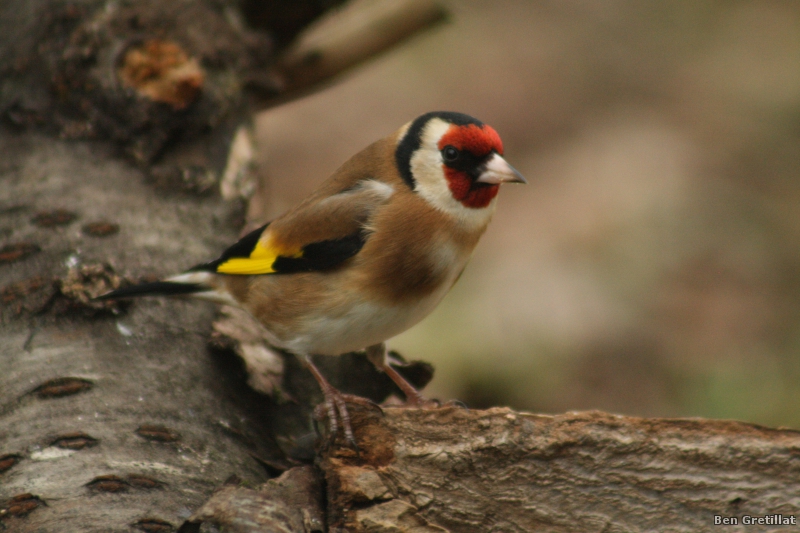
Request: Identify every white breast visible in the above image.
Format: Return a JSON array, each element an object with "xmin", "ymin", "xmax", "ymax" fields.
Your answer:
[{"xmin": 281, "ymin": 241, "xmax": 466, "ymax": 356}]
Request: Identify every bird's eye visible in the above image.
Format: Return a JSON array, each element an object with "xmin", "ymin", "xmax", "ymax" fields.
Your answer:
[{"xmin": 442, "ymin": 145, "xmax": 460, "ymax": 162}]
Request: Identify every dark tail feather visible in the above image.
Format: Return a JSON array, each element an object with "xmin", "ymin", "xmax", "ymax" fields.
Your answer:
[{"xmin": 94, "ymin": 281, "xmax": 205, "ymax": 301}]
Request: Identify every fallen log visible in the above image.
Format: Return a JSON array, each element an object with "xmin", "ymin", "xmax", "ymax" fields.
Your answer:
[{"xmin": 183, "ymin": 406, "xmax": 800, "ymax": 533}]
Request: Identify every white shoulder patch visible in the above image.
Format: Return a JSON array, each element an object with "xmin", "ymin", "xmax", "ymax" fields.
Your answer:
[
  {"xmin": 357, "ymin": 179, "xmax": 395, "ymax": 200},
  {"xmin": 322, "ymin": 179, "xmax": 394, "ymax": 205}
]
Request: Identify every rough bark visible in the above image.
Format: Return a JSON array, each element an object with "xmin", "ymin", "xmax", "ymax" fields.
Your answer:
[
  {"xmin": 0, "ymin": 131, "xmax": 271, "ymax": 532},
  {"xmin": 322, "ymin": 407, "xmax": 800, "ymax": 533},
  {"xmin": 172, "ymin": 405, "xmax": 800, "ymax": 533},
  {"xmin": 179, "ymin": 465, "xmax": 326, "ymax": 533}
]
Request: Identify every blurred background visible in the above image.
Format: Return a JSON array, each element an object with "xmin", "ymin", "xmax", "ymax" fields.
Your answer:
[{"xmin": 254, "ymin": 0, "xmax": 800, "ymax": 427}]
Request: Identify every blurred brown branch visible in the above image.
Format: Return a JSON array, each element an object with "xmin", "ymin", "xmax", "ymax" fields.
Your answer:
[{"xmin": 268, "ymin": 0, "xmax": 447, "ymax": 106}]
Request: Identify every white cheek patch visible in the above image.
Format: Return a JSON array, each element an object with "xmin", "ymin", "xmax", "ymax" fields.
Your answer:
[
  {"xmin": 410, "ymin": 118, "xmax": 450, "ymax": 204},
  {"xmin": 410, "ymin": 118, "xmax": 497, "ymax": 230}
]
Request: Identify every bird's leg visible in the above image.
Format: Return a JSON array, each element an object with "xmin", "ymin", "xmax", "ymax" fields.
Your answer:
[
  {"xmin": 365, "ymin": 343, "xmax": 429, "ymax": 406},
  {"xmin": 301, "ymin": 355, "xmax": 374, "ymax": 448}
]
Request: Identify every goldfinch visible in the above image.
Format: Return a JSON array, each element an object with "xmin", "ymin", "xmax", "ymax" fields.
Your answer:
[{"xmin": 99, "ymin": 111, "xmax": 525, "ymax": 443}]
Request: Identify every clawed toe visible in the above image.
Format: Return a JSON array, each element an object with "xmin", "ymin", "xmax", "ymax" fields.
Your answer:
[
  {"xmin": 314, "ymin": 392, "xmax": 380, "ymax": 449},
  {"xmin": 302, "ymin": 354, "xmax": 383, "ymax": 449}
]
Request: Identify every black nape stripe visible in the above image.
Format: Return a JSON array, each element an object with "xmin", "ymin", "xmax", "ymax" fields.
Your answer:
[
  {"xmin": 189, "ymin": 222, "xmax": 270, "ymax": 273},
  {"xmin": 395, "ymin": 111, "xmax": 484, "ymax": 190}
]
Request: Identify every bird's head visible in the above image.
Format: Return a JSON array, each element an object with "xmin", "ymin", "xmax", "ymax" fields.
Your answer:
[{"xmin": 395, "ymin": 112, "xmax": 525, "ymax": 226}]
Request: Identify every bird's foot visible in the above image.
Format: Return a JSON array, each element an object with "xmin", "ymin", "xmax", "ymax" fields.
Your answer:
[
  {"xmin": 303, "ymin": 355, "xmax": 380, "ymax": 449},
  {"xmin": 314, "ymin": 389, "xmax": 378, "ymax": 449}
]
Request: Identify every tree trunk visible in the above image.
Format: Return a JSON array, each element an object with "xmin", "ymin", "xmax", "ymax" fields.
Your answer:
[{"xmin": 0, "ymin": 129, "xmax": 273, "ymax": 531}]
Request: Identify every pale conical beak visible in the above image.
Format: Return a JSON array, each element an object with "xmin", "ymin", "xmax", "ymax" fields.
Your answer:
[{"xmin": 476, "ymin": 153, "xmax": 527, "ymax": 185}]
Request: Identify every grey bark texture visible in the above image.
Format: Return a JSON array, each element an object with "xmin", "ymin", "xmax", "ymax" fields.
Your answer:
[
  {"xmin": 0, "ymin": 131, "xmax": 272, "ymax": 532},
  {"xmin": 2, "ymin": 1, "xmax": 799, "ymax": 533}
]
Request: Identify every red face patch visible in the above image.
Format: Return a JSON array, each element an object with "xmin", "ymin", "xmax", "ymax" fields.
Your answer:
[
  {"xmin": 437, "ymin": 124, "xmax": 504, "ymax": 156},
  {"xmin": 442, "ymin": 169, "xmax": 499, "ymax": 208},
  {"xmin": 438, "ymin": 123, "xmax": 503, "ymax": 208}
]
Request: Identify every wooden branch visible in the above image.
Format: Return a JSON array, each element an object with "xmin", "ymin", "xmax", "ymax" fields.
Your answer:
[
  {"xmin": 179, "ymin": 466, "xmax": 325, "ymax": 533},
  {"xmin": 175, "ymin": 405, "xmax": 800, "ymax": 532},
  {"xmin": 313, "ymin": 406, "xmax": 800, "ymax": 532},
  {"xmin": 266, "ymin": 0, "xmax": 447, "ymax": 106}
]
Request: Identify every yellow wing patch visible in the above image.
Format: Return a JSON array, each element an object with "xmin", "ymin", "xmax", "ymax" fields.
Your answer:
[{"xmin": 216, "ymin": 238, "xmax": 302, "ymax": 275}]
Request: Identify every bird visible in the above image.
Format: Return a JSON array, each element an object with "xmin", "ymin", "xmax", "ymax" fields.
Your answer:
[{"xmin": 98, "ymin": 111, "xmax": 526, "ymax": 445}]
